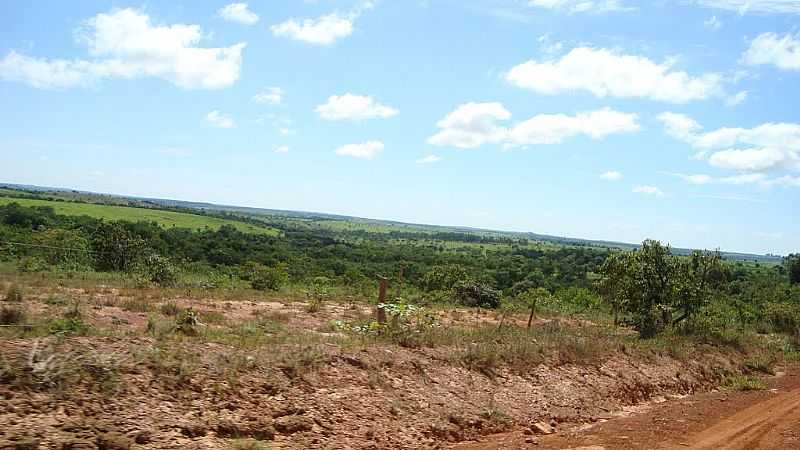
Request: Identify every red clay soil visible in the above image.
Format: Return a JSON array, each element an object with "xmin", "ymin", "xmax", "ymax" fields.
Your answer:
[
  {"xmin": 453, "ymin": 370, "xmax": 800, "ymax": 450},
  {"xmin": 0, "ymin": 285, "xmax": 787, "ymax": 449}
]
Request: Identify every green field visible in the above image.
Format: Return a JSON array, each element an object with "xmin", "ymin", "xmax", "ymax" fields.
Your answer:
[{"xmin": 0, "ymin": 197, "xmax": 280, "ymax": 236}]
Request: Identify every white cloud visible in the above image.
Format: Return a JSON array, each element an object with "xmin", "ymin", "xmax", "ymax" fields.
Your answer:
[
  {"xmin": 703, "ymin": 15, "xmax": 722, "ymax": 29},
  {"xmin": 253, "ymin": 87, "xmax": 284, "ymax": 105},
  {"xmin": 528, "ymin": 0, "xmax": 631, "ymax": 13},
  {"xmin": 658, "ymin": 112, "xmax": 800, "ymax": 173},
  {"xmin": 742, "ymin": 32, "xmax": 800, "ymax": 71},
  {"xmin": 693, "ymin": 0, "xmax": 800, "ymax": 14},
  {"xmin": 658, "ymin": 112, "xmax": 703, "ymax": 142},
  {"xmin": 416, "ymin": 155, "xmax": 442, "ymax": 164},
  {"xmin": 428, "ymin": 102, "xmax": 511, "ymax": 149},
  {"xmin": 315, "ymin": 93, "xmax": 398, "ymax": 121},
  {"xmin": 763, "ymin": 175, "xmax": 800, "ymax": 187},
  {"xmin": 428, "ymin": 103, "xmax": 638, "ymax": 149},
  {"xmin": 206, "ymin": 110, "xmax": 235, "ymax": 128},
  {"xmin": 506, "ymin": 108, "xmax": 639, "ymax": 147},
  {"xmin": 271, "ymin": 14, "xmax": 354, "ymax": 45},
  {"xmin": 708, "ymin": 147, "xmax": 790, "ymax": 171},
  {"xmin": 218, "ymin": 3, "xmax": 259, "ymax": 25},
  {"xmin": 672, "ymin": 172, "xmax": 768, "ymax": 185},
  {"xmin": 633, "ymin": 185, "xmax": 665, "ymax": 196},
  {"xmin": 335, "ymin": 141, "xmax": 384, "ymax": 159},
  {"xmin": 505, "ymin": 47, "xmax": 725, "ymax": 103},
  {"xmin": 274, "ymin": 145, "xmax": 290, "ymax": 154},
  {"xmin": 600, "ymin": 171, "xmax": 623, "ymax": 181},
  {"xmin": 271, "ymin": 1, "xmax": 375, "ymax": 45},
  {"xmin": 0, "ymin": 8, "xmax": 245, "ymax": 90},
  {"xmin": 725, "ymin": 90, "xmax": 748, "ymax": 106}
]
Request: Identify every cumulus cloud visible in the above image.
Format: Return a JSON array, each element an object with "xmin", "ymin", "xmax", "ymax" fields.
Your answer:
[
  {"xmin": 633, "ymin": 185, "xmax": 665, "ymax": 196},
  {"xmin": 271, "ymin": 14, "xmax": 353, "ymax": 45},
  {"xmin": 427, "ymin": 103, "xmax": 639, "ymax": 149},
  {"xmin": 335, "ymin": 141, "xmax": 384, "ymax": 159},
  {"xmin": 416, "ymin": 155, "xmax": 442, "ymax": 164},
  {"xmin": 217, "ymin": 3, "xmax": 259, "ymax": 25},
  {"xmin": 505, "ymin": 47, "xmax": 725, "ymax": 103},
  {"xmin": 600, "ymin": 171, "xmax": 623, "ymax": 180},
  {"xmin": 271, "ymin": 2, "xmax": 374, "ymax": 45},
  {"xmin": 274, "ymin": 145, "xmax": 290, "ymax": 154},
  {"xmin": 658, "ymin": 112, "xmax": 800, "ymax": 181},
  {"xmin": 0, "ymin": 8, "xmax": 245, "ymax": 90},
  {"xmin": 315, "ymin": 94, "xmax": 398, "ymax": 120},
  {"xmin": 427, "ymin": 102, "xmax": 512, "ymax": 149},
  {"xmin": 506, "ymin": 108, "xmax": 640, "ymax": 147},
  {"xmin": 527, "ymin": 0, "xmax": 631, "ymax": 13},
  {"xmin": 670, "ymin": 171, "xmax": 800, "ymax": 188},
  {"xmin": 253, "ymin": 87, "xmax": 284, "ymax": 105},
  {"xmin": 742, "ymin": 32, "xmax": 800, "ymax": 71},
  {"xmin": 692, "ymin": 0, "xmax": 800, "ymax": 14},
  {"xmin": 206, "ymin": 110, "xmax": 235, "ymax": 128}
]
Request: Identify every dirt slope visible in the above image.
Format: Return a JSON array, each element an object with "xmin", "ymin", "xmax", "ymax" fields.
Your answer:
[{"xmin": 454, "ymin": 371, "xmax": 800, "ymax": 450}]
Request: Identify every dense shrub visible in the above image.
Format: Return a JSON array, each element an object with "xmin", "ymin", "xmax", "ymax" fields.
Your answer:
[
  {"xmin": 763, "ymin": 302, "xmax": 800, "ymax": 335},
  {"xmin": 141, "ymin": 254, "xmax": 179, "ymax": 287},
  {"xmin": 251, "ymin": 263, "xmax": 290, "ymax": 291},
  {"xmin": 596, "ymin": 240, "xmax": 722, "ymax": 337},
  {"xmin": 421, "ymin": 265, "xmax": 469, "ymax": 292},
  {"xmin": 452, "ymin": 280, "xmax": 501, "ymax": 308}
]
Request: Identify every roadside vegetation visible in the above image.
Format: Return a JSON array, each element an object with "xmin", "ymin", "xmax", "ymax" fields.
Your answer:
[{"xmin": 0, "ymin": 190, "xmax": 798, "ymax": 447}]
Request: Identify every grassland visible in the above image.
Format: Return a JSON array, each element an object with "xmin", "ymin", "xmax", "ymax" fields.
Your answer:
[{"xmin": 0, "ymin": 196, "xmax": 279, "ymax": 236}]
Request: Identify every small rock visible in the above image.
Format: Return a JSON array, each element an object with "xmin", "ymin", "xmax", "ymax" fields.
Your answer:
[
  {"xmin": 132, "ymin": 431, "xmax": 151, "ymax": 445},
  {"xmin": 274, "ymin": 415, "xmax": 313, "ymax": 435},
  {"xmin": 59, "ymin": 440, "xmax": 96, "ymax": 450},
  {"xmin": 178, "ymin": 422, "xmax": 207, "ymax": 438},
  {"xmin": 531, "ymin": 422, "xmax": 554, "ymax": 435},
  {"xmin": 0, "ymin": 439, "xmax": 40, "ymax": 450},
  {"xmin": 525, "ymin": 437, "xmax": 538, "ymax": 444},
  {"xmin": 96, "ymin": 432, "xmax": 131, "ymax": 450}
]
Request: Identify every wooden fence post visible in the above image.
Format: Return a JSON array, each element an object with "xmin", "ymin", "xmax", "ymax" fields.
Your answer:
[{"xmin": 376, "ymin": 277, "xmax": 388, "ymax": 323}]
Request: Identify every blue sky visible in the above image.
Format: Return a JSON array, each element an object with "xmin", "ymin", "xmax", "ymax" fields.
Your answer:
[{"xmin": 0, "ymin": 0, "xmax": 798, "ymax": 255}]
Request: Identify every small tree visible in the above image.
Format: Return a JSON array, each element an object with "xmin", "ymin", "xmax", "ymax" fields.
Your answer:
[
  {"xmin": 421, "ymin": 264, "xmax": 469, "ymax": 292},
  {"xmin": 91, "ymin": 223, "xmax": 147, "ymax": 272},
  {"xmin": 596, "ymin": 240, "xmax": 721, "ymax": 338},
  {"xmin": 788, "ymin": 254, "xmax": 800, "ymax": 285},
  {"xmin": 251, "ymin": 263, "xmax": 289, "ymax": 291},
  {"xmin": 452, "ymin": 280, "xmax": 501, "ymax": 308},
  {"xmin": 673, "ymin": 250, "xmax": 723, "ymax": 325},
  {"xmin": 141, "ymin": 254, "xmax": 179, "ymax": 287}
]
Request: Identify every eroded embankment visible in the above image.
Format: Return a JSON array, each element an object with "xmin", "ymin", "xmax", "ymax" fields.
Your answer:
[{"xmin": 0, "ymin": 334, "xmax": 742, "ymax": 449}]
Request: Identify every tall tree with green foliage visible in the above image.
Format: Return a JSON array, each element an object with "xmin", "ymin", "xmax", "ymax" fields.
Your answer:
[
  {"xmin": 596, "ymin": 240, "xmax": 722, "ymax": 338},
  {"xmin": 788, "ymin": 254, "xmax": 800, "ymax": 285}
]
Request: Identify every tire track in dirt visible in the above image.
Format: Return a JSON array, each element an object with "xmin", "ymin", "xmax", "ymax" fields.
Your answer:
[
  {"xmin": 674, "ymin": 386, "xmax": 800, "ymax": 450},
  {"xmin": 452, "ymin": 371, "xmax": 800, "ymax": 450}
]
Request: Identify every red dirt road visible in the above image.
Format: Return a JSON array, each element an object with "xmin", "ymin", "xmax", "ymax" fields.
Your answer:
[{"xmin": 453, "ymin": 371, "xmax": 800, "ymax": 450}]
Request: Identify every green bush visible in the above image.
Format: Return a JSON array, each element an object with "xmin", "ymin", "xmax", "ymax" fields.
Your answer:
[
  {"xmin": 452, "ymin": 280, "xmax": 501, "ymax": 308},
  {"xmin": 763, "ymin": 302, "xmax": 800, "ymax": 335},
  {"xmin": 141, "ymin": 254, "xmax": 179, "ymax": 287},
  {"xmin": 251, "ymin": 263, "xmax": 289, "ymax": 291},
  {"xmin": 48, "ymin": 318, "xmax": 90, "ymax": 336},
  {"xmin": 18, "ymin": 256, "xmax": 48, "ymax": 273},
  {"xmin": 421, "ymin": 264, "xmax": 469, "ymax": 292}
]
